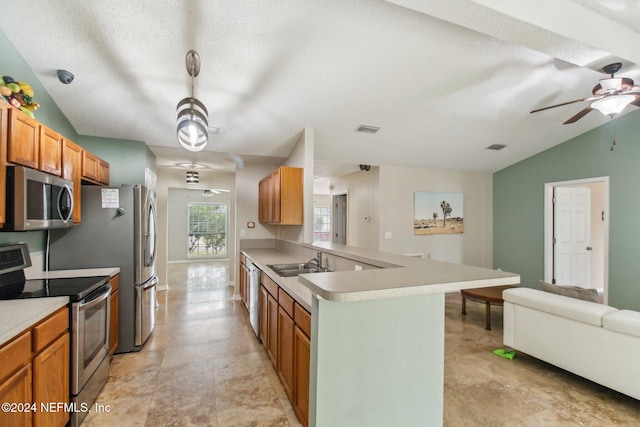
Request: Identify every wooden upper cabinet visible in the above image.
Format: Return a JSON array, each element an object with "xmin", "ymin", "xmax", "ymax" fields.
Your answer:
[
  {"xmin": 258, "ymin": 166, "xmax": 303, "ymax": 225},
  {"xmin": 98, "ymin": 159, "xmax": 110, "ymax": 185},
  {"xmin": 7, "ymin": 107, "xmax": 39, "ymax": 169},
  {"xmin": 62, "ymin": 139, "xmax": 82, "ymax": 224},
  {"xmin": 82, "ymin": 150, "xmax": 99, "ymax": 181},
  {"xmin": 39, "ymin": 126, "xmax": 63, "ymax": 176},
  {"xmin": 81, "ymin": 150, "xmax": 110, "ymax": 185}
]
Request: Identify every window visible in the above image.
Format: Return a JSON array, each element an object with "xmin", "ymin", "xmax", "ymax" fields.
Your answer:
[
  {"xmin": 188, "ymin": 202, "xmax": 228, "ymax": 256},
  {"xmin": 313, "ymin": 206, "xmax": 331, "ymax": 242}
]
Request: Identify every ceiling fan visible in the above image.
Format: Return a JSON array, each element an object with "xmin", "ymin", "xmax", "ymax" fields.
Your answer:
[{"xmin": 531, "ymin": 63, "xmax": 640, "ymax": 124}]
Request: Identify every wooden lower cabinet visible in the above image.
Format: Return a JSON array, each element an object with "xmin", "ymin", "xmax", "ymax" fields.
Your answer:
[
  {"xmin": 109, "ymin": 275, "xmax": 120, "ymax": 356},
  {"xmin": 258, "ymin": 272, "xmax": 311, "ymax": 427},
  {"xmin": 0, "ymin": 306, "xmax": 69, "ymax": 427},
  {"xmin": 266, "ymin": 293, "xmax": 279, "ymax": 366},
  {"xmin": 0, "ymin": 365, "xmax": 32, "ymax": 427},
  {"xmin": 277, "ymin": 306, "xmax": 295, "ymax": 401},
  {"xmin": 294, "ymin": 326, "xmax": 311, "ymax": 427},
  {"xmin": 33, "ymin": 333, "xmax": 69, "ymax": 427}
]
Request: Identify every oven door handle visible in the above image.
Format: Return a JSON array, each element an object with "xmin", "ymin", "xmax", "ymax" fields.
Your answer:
[{"xmin": 78, "ymin": 284, "xmax": 112, "ymax": 310}]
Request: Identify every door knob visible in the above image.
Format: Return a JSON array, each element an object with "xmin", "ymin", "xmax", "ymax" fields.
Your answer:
[{"xmin": 586, "ymin": 247, "xmax": 593, "ymax": 251}]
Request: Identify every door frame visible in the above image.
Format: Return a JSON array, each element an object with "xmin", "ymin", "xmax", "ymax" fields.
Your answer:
[
  {"xmin": 331, "ymin": 192, "xmax": 348, "ymax": 245},
  {"xmin": 544, "ymin": 176, "xmax": 609, "ymax": 303}
]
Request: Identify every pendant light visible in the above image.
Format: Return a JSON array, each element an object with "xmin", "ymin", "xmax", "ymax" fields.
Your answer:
[{"xmin": 177, "ymin": 50, "xmax": 209, "ymax": 152}]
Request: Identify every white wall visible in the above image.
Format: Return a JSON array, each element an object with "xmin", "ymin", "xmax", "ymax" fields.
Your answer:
[
  {"xmin": 378, "ymin": 164, "xmax": 493, "ymax": 267},
  {"xmin": 167, "ymin": 188, "xmax": 233, "ymax": 262},
  {"xmin": 330, "ymin": 167, "xmax": 380, "ymax": 249},
  {"xmin": 282, "ymin": 128, "xmax": 315, "ymax": 243},
  {"xmin": 156, "ymin": 167, "xmax": 235, "ymax": 289}
]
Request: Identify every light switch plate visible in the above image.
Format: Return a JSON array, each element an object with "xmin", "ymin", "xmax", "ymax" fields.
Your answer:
[{"xmin": 385, "ymin": 231, "xmax": 392, "ymax": 239}]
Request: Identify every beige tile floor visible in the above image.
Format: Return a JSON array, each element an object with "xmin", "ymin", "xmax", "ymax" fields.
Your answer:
[{"xmin": 83, "ymin": 262, "xmax": 640, "ymax": 426}]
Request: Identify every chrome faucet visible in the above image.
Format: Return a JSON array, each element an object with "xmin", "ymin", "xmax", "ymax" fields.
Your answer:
[{"xmin": 307, "ymin": 251, "xmax": 323, "ymax": 269}]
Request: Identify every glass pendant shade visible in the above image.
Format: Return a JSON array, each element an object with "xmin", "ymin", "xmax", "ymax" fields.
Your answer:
[
  {"xmin": 591, "ymin": 95, "xmax": 634, "ymax": 117},
  {"xmin": 177, "ymin": 97, "xmax": 209, "ymax": 152}
]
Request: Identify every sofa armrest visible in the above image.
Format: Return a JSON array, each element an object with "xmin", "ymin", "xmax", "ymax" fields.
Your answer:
[{"xmin": 503, "ymin": 288, "xmax": 617, "ymax": 326}]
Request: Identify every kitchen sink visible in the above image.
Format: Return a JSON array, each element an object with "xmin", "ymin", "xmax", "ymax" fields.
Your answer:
[{"xmin": 267, "ymin": 263, "xmax": 329, "ymax": 277}]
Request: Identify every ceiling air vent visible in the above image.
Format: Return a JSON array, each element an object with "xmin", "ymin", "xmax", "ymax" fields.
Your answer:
[
  {"xmin": 486, "ymin": 144, "xmax": 506, "ymax": 151},
  {"xmin": 355, "ymin": 125, "xmax": 380, "ymax": 134}
]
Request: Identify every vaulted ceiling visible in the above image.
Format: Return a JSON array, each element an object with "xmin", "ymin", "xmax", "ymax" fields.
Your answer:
[{"xmin": 2, "ymin": 0, "xmax": 639, "ymax": 177}]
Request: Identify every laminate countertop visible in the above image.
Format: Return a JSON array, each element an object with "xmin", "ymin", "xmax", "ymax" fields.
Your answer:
[
  {"xmin": 245, "ymin": 242, "xmax": 519, "ymax": 305},
  {"xmin": 0, "ymin": 297, "xmax": 69, "ymax": 347}
]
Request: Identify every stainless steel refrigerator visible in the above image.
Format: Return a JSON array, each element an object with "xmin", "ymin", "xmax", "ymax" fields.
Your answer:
[{"xmin": 49, "ymin": 184, "xmax": 158, "ymax": 353}]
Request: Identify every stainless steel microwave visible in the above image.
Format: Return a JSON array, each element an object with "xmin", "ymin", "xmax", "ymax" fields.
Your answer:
[{"xmin": 5, "ymin": 166, "xmax": 74, "ymax": 230}]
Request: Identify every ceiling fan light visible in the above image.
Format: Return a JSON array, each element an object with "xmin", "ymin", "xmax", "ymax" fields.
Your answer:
[
  {"xmin": 591, "ymin": 95, "xmax": 634, "ymax": 117},
  {"xmin": 599, "ymin": 78, "xmax": 622, "ymax": 92}
]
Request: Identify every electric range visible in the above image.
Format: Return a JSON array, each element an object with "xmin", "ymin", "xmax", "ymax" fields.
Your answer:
[{"xmin": 0, "ymin": 243, "xmax": 112, "ymax": 427}]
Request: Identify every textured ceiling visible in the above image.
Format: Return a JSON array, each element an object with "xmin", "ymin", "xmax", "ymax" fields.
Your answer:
[{"xmin": 1, "ymin": 0, "xmax": 640, "ymax": 176}]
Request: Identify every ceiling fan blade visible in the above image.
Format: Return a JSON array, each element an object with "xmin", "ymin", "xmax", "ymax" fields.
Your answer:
[
  {"xmin": 531, "ymin": 98, "xmax": 589, "ymax": 114},
  {"xmin": 631, "ymin": 94, "xmax": 640, "ymax": 107},
  {"xmin": 563, "ymin": 106, "xmax": 593, "ymax": 124}
]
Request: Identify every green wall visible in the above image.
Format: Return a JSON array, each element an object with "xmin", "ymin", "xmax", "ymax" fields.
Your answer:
[
  {"xmin": 78, "ymin": 135, "xmax": 155, "ymax": 186},
  {"xmin": 494, "ymin": 109, "xmax": 640, "ymax": 310},
  {"xmin": 0, "ymin": 27, "xmax": 156, "ymax": 253}
]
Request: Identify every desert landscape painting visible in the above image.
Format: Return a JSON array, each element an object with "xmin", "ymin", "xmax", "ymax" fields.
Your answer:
[{"xmin": 414, "ymin": 192, "xmax": 464, "ymax": 235}]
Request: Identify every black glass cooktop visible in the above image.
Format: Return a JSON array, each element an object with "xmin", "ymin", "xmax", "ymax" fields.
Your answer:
[{"xmin": 0, "ymin": 276, "xmax": 109, "ymax": 301}]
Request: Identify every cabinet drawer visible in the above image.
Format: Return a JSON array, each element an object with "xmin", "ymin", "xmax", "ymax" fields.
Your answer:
[
  {"xmin": 32, "ymin": 307, "xmax": 69, "ymax": 353},
  {"xmin": 261, "ymin": 272, "xmax": 279, "ymax": 297},
  {"xmin": 0, "ymin": 332, "xmax": 31, "ymax": 382},
  {"xmin": 278, "ymin": 288, "xmax": 294, "ymax": 318},
  {"xmin": 294, "ymin": 303, "xmax": 311, "ymax": 337}
]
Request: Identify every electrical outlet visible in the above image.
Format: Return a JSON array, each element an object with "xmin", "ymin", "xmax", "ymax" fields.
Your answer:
[
  {"xmin": 355, "ymin": 265, "xmax": 362, "ymax": 271},
  {"xmin": 385, "ymin": 231, "xmax": 392, "ymax": 239}
]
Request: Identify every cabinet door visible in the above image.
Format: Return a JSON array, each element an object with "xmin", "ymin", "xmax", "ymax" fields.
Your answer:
[
  {"xmin": 110, "ymin": 290, "xmax": 119, "ymax": 356},
  {"xmin": 239, "ymin": 260, "xmax": 246, "ymax": 307},
  {"xmin": 7, "ymin": 108, "xmax": 39, "ymax": 169},
  {"xmin": 0, "ymin": 104, "xmax": 7, "ymax": 226},
  {"xmin": 259, "ymin": 286, "xmax": 268, "ymax": 345},
  {"xmin": 267, "ymin": 293, "xmax": 279, "ymax": 366},
  {"xmin": 81, "ymin": 150, "xmax": 99, "ymax": 181},
  {"xmin": 62, "ymin": 139, "xmax": 82, "ymax": 224},
  {"xmin": 39, "ymin": 126, "xmax": 63, "ymax": 176},
  {"xmin": 294, "ymin": 326, "xmax": 311, "ymax": 427},
  {"xmin": 98, "ymin": 159, "xmax": 110, "ymax": 185},
  {"xmin": 272, "ymin": 168, "xmax": 281, "ymax": 223},
  {"xmin": 33, "ymin": 333, "xmax": 69, "ymax": 427},
  {"xmin": 277, "ymin": 306, "xmax": 294, "ymax": 401},
  {"xmin": 0, "ymin": 364, "xmax": 32, "ymax": 427}
]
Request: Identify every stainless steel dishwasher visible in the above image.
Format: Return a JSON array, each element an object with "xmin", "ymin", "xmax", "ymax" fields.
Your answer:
[{"xmin": 248, "ymin": 261, "xmax": 260, "ymax": 337}]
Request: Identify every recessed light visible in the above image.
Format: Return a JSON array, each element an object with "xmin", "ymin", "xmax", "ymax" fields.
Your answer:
[
  {"xmin": 355, "ymin": 125, "xmax": 380, "ymax": 134},
  {"xmin": 486, "ymin": 144, "xmax": 506, "ymax": 151}
]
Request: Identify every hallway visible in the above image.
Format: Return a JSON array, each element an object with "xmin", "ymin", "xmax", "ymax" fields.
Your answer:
[{"xmin": 83, "ymin": 262, "xmax": 299, "ymax": 426}]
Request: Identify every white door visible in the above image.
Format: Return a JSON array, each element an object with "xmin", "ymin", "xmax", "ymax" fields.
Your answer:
[{"xmin": 554, "ymin": 186, "xmax": 591, "ymax": 287}]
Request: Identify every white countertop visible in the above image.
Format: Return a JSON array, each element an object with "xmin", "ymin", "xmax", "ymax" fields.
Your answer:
[
  {"xmin": 26, "ymin": 267, "xmax": 120, "ymax": 280},
  {"xmin": 245, "ymin": 243, "xmax": 519, "ymax": 304},
  {"xmin": 0, "ymin": 297, "xmax": 69, "ymax": 346},
  {"xmin": 242, "ymin": 249, "xmax": 313, "ymax": 310}
]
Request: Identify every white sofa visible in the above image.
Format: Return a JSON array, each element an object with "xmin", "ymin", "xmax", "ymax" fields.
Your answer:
[{"xmin": 503, "ymin": 287, "xmax": 640, "ymax": 400}]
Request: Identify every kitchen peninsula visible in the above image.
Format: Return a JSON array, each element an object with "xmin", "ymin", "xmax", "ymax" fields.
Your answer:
[{"xmin": 242, "ymin": 241, "xmax": 520, "ymax": 427}]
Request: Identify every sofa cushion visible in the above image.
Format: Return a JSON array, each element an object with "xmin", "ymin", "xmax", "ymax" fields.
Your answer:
[
  {"xmin": 503, "ymin": 287, "xmax": 617, "ymax": 326},
  {"xmin": 603, "ymin": 310, "xmax": 640, "ymax": 338},
  {"xmin": 539, "ymin": 280, "xmax": 599, "ymax": 303}
]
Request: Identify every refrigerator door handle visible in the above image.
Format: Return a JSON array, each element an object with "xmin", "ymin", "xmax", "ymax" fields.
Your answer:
[{"xmin": 142, "ymin": 276, "xmax": 158, "ymax": 290}]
